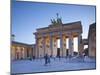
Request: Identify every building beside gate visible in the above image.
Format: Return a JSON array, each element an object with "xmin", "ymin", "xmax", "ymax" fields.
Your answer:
[
  {"xmin": 11, "ymin": 41, "xmax": 35, "ymax": 60},
  {"xmin": 88, "ymin": 23, "xmax": 96, "ymax": 57},
  {"xmin": 11, "ymin": 34, "xmax": 35, "ymax": 61}
]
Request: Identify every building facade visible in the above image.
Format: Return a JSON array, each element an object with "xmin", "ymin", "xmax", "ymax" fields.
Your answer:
[
  {"xmin": 11, "ymin": 15, "xmax": 96, "ymax": 60},
  {"xmin": 11, "ymin": 41, "xmax": 35, "ymax": 60},
  {"xmin": 88, "ymin": 23, "xmax": 96, "ymax": 57},
  {"xmin": 34, "ymin": 16, "xmax": 83, "ymax": 58}
]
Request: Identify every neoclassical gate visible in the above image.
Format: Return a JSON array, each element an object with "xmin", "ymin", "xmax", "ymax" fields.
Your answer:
[{"xmin": 34, "ymin": 15, "xmax": 83, "ymax": 58}]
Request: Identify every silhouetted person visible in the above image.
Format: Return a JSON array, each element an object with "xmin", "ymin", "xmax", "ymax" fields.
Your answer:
[
  {"xmin": 82, "ymin": 53, "xmax": 85, "ymax": 62},
  {"xmin": 44, "ymin": 54, "xmax": 48, "ymax": 65},
  {"xmin": 48, "ymin": 55, "xmax": 51, "ymax": 64},
  {"xmin": 53, "ymin": 56, "xmax": 56, "ymax": 61},
  {"xmin": 33, "ymin": 56, "xmax": 35, "ymax": 60},
  {"xmin": 28, "ymin": 56, "xmax": 32, "ymax": 61},
  {"xmin": 40, "ymin": 55, "xmax": 42, "ymax": 61},
  {"xmin": 68, "ymin": 54, "xmax": 72, "ymax": 62},
  {"xmin": 58, "ymin": 55, "xmax": 61, "ymax": 60}
]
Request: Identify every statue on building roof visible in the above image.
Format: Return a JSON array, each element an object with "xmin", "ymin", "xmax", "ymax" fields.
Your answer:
[{"xmin": 51, "ymin": 13, "xmax": 62, "ymax": 25}]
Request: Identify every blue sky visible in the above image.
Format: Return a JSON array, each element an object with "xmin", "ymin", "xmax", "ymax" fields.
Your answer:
[{"xmin": 12, "ymin": 1, "xmax": 96, "ymax": 44}]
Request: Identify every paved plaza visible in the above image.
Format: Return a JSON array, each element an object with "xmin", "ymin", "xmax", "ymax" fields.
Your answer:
[{"xmin": 11, "ymin": 56, "xmax": 96, "ymax": 74}]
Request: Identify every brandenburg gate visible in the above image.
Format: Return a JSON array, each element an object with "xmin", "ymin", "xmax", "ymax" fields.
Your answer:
[{"xmin": 34, "ymin": 14, "xmax": 83, "ymax": 58}]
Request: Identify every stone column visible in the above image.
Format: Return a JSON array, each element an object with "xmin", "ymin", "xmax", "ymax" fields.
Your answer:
[
  {"xmin": 78, "ymin": 34, "xmax": 81, "ymax": 55},
  {"xmin": 16, "ymin": 47, "xmax": 21, "ymax": 60},
  {"xmin": 35, "ymin": 35, "xmax": 39, "ymax": 58},
  {"xmin": 15, "ymin": 47, "xmax": 17, "ymax": 60},
  {"xmin": 29, "ymin": 48, "xmax": 32, "ymax": 58},
  {"xmin": 52, "ymin": 36, "xmax": 57, "ymax": 57},
  {"xmin": 45, "ymin": 37, "xmax": 48, "ymax": 55},
  {"xmin": 22, "ymin": 47, "xmax": 24, "ymax": 59},
  {"xmin": 11, "ymin": 46, "xmax": 16, "ymax": 60},
  {"xmin": 20, "ymin": 47, "xmax": 24, "ymax": 59},
  {"xmin": 60, "ymin": 32, "xmax": 63, "ymax": 57},
  {"xmin": 43, "ymin": 36, "xmax": 45, "ymax": 57},
  {"xmin": 32, "ymin": 45, "xmax": 35, "ymax": 57},
  {"xmin": 50, "ymin": 33, "xmax": 53, "ymax": 57},
  {"xmin": 24, "ymin": 47, "xmax": 27, "ymax": 59},
  {"xmin": 68, "ymin": 34, "xmax": 74, "ymax": 56},
  {"xmin": 78, "ymin": 34, "xmax": 83, "ymax": 55},
  {"xmin": 62, "ymin": 35, "xmax": 66, "ymax": 57}
]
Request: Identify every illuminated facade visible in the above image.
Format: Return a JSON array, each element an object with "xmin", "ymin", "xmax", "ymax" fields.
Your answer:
[
  {"xmin": 11, "ymin": 16, "xmax": 96, "ymax": 60},
  {"xmin": 11, "ymin": 41, "xmax": 34, "ymax": 60},
  {"xmin": 34, "ymin": 15, "xmax": 83, "ymax": 58}
]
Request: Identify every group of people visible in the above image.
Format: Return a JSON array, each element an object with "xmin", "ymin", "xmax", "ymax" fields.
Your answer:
[{"xmin": 44, "ymin": 54, "xmax": 51, "ymax": 65}]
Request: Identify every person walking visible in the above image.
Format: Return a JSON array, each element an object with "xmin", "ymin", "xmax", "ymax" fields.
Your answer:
[
  {"xmin": 44, "ymin": 54, "xmax": 48, "ymax": 66},
  {"xmin": 48, "ymin": 55, "xmax": 51, "ymax": 64}
]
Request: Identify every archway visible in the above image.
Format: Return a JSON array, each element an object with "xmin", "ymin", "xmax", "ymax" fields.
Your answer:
[
  {"xmin": 73, "ymin": 37, "xmax": 78, "ymax": 56},
  {"xmin": 57, "ymin": 39, "xmax": 60, "ymax": 57}
]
